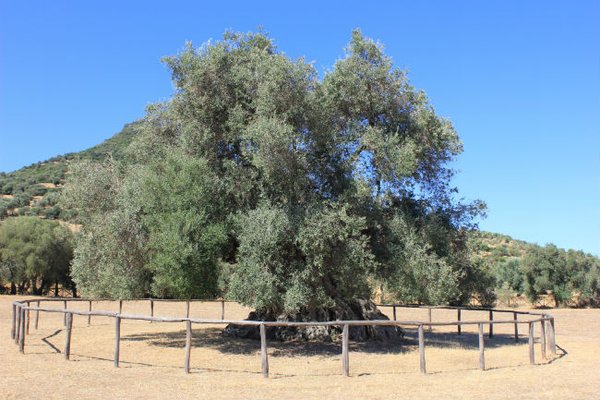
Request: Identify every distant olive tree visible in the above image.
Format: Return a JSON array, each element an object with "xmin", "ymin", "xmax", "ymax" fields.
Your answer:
[
  {"xmin": 0, "ymin": 216, "xmax": 74, "ymax": 295},
  {"xmin": 522, "ymin": 245, "xmax": 600, "ymax": 307}
]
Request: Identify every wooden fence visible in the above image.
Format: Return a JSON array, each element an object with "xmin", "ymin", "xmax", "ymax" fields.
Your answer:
[{"xmin": 10, "ymin": 298, "xmax": 557, "ymax": 377}]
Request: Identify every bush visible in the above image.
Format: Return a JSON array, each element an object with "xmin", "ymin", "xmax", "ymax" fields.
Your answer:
[
  {"xmin": 1, "ymin": 184, "xmax": 13, "ymax": 195},
  {"xmin": 44, "ymin": 206, "xmax": 61, "ymax": 219}
]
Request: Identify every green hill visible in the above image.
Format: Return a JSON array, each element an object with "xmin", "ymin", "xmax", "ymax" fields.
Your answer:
[{"xmin": 0, "ymin": 121, "xmax": 142, "ymax": 220}]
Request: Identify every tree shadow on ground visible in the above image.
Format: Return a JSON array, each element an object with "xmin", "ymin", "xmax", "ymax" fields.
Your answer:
[
  {"xmin": 121, "ymin": 326, "xmax": 531, "ymax": 357},
  {"xmin": 29, "ymin": 325, "xmax": 565, "ymax": 377},
  {"xmin": 403, "ymin": 327, "xmax": 531, "ymax": 349}
]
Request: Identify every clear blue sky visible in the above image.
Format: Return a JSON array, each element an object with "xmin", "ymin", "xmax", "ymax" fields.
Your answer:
[{"xmin": 1, "ymin": 1, "xmax": 599, "ymax": 255}]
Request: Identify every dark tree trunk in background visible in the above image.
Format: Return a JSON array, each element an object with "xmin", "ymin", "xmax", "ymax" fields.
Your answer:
[
  {"xmin": 54, "ymin": 282, "xmax": 59, "ymax": 297},
  {"xmin": 40, "ymin": 279, "xmax": 50, "ymax": 296},
  {"xmin": 10, "ymin": 282, "xmax": 16, "ymax": 295},
  {"xmin": 31, "ymin": 278, "xmax": 41, "ymax": 295},
  {"xmin": 224, "ymin": 299, "xmax": 403, "ymax": 342}
]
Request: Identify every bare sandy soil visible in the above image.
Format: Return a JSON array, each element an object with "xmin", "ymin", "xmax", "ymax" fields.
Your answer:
[{"xmin": 1, "ymin": 296, "xmax": 599, "ymax": 400}]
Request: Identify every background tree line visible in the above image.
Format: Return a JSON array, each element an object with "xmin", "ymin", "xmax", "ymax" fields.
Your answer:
[{"xmin": 470, "ymin": 231, "xmax": 600, "ymax": 307}]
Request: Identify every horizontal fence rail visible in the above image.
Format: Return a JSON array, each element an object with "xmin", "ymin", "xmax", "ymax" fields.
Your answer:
[{"xmin": 10, "ymin": 298, "xmax": 557, "ymax": 378}]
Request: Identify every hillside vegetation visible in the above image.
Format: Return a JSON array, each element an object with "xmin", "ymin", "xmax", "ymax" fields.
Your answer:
[{"xmin": 0, "ymin": 121, "xmax": 141, "ymax": 220}]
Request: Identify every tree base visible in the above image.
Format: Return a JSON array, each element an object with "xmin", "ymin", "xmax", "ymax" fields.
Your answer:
[{"xmin": 223, "ymin": 299, "xmax": 403, "ymax": 341}]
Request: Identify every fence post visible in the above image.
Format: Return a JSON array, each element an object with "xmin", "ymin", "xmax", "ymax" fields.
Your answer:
[
  {"xmin": 528, "ymin": 322, "xmax": 535, "ymax": 365},
  {"xmin": 342, "ymin": 324, "xmax": 349, "ymax": 377},
  {"xmin": 11, "ymin": 304, "xmax": 16, "ymax": 339},
  {"xmin": 547, "ymin": 317, "xmax": 557, "ymax": 355},
  {"xmin": 428, "ymin": 308, "xmax": 432, "ymax": 332},
  {"xmin": 478, "ymin": 323, "xmax": 485, "ymax": 370},
  {"xmin": 488, "ymin": 310, "xmax": 494, "ymax": 338},
  {"xmin": 65, "ymin": 313, "xmax": 73, "ymax": 360},
  {"xmin": 23, "ymin": 307, "xmax": 28, "ymax": 337},
  {"xmin": 119, "ymin": 300, "xmax": 123, "ymax": 314},
  {"xmin": 35, "ymin": 301, "xmax": 40, "ymax": 330},
  {"xmin": 540, "ymin": 320, "xmax": 547, "ymax": 360},
  {"xmin": 260, "ymin": 324, "xmax": 269, "ymax": 378},
  {"xmin": 26, "ymin": 309, "xmax": 30, "ymax": 335},
  {"xmin": 15, "ymin": 305, "xmax": 21, "ymax": 344},
  {"xmin": 393, "ymin": 305, "xmax": 397, "ymax": 321},
  {"xmin": 457, "ymin": 308, "xmax": 462, "ymax": 335},
  {"xmin": 114, "ymin": 316, "xmax": 121, "ymax": 367},
  {"xmin": 186, "ymin": 301, "xmax": 190, "ymax": 319},
  {"xmin": 418, "ymin": 324, "xmax": 426, "ymax": 374},
  {"xmin": 150, "ymin": 300, "xmax": 154, "ymax": 323},
  {"xmin": 513, "ymin": 312, "xmax": 519, "ymax": 342},
  {"xmin": 63, "ymin": 300, "xmax": 67, "ymax": 326},
  {"xmin": 19, "ymin": 307, "xmax": 26, "ymax": 353},
  {"xmin": 88, "ymin": 301, "xmax": 92, "ymax": 325},
  {"xmin": 184, "ymin": 320, "xmax": 192, "ymax": 373},
  {"xmin": 221, "ymin": 300, "xmax": 225, "ymax": 320}
]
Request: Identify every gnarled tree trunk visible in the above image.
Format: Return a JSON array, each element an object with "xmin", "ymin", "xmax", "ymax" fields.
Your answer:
[{"xmin": 224, "ymin": 299, "xmax": 403, "ymax": 341}]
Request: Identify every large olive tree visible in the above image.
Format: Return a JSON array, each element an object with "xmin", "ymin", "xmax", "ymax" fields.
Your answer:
[{"xmin": 64, "ymin": 30, "xmax": 486, "ymax": 331}]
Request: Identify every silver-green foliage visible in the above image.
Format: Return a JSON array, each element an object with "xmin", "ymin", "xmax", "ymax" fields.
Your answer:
[
  {"xmin": 384, "ymin": 215, "xmax": 460, "ymax": 304},
  {"xmin": 63, "ymin": 159, "xmax": 149, "ymax": 298},
  {"xmin": 140, "ymin": 152, "xmax": 226, "ymax": 299},
  {"xmin": 229, "ymin": 204, "xmax": 375, "ymax": 314}
]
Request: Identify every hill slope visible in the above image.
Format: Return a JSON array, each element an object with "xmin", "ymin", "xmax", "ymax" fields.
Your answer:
[
  {"xmin": 468, "ymin": 230, "xmax": 533, "ymax": 262},
  {"xmin": 0, "ymin": 121, "xmax": 141, "ymax": 219}
]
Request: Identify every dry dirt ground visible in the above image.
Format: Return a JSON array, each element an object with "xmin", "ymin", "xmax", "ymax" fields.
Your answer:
[{"xmin": 1, "ymin": 296, "xmax": 599, "ymax": 400}]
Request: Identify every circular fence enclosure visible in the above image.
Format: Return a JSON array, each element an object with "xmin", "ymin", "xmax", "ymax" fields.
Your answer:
[{"xmin": 10, "ymin": 298, "xmax": 557, "ymax": 377}]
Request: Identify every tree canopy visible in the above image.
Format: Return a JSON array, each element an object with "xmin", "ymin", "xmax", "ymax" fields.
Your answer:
[{"xmin": 63, "ymin": 30, "xmax": 488, "ymax": 312}]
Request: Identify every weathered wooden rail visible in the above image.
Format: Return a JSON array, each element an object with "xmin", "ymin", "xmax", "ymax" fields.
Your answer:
[{"xmin": 10, "ymin": 298, "xmax": 556, "ymax": 378}]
